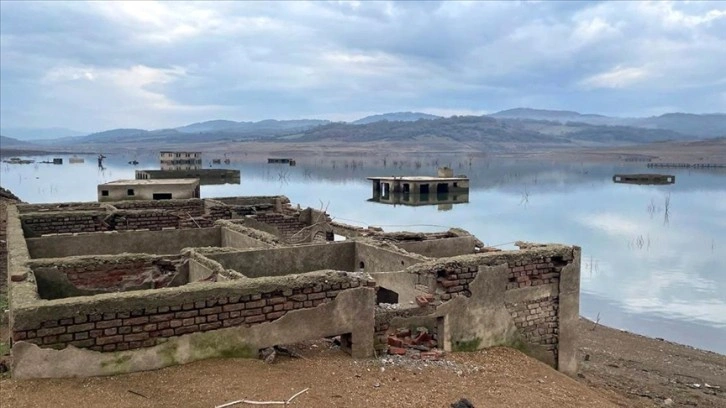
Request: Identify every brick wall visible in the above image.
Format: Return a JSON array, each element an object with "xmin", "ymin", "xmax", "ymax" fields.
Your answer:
[
  {"xmin": 114, "ymin": 212, "xmax": 182, "ymax": 231},
  {"xmin": 13, "ymin": 278, "xmax": 373, "ymax": 353},
  {"xmin": 112, "ymin": 200, "xmax": 205, "ymax": 216},
  {"xmin": 505, "ymin": 256, "xmax": 566, "ymax": 290},
  {"xmin": 505, "ymin": 296, "xmax": 559, "ymax": 359},
  {"xmin": 254, "ymin": 213, "xmax": 311, "ymax": 242},
  {"xmin": 21, "ymin": 213, "xmax": 106, "ymax": 236},
  {"xmin": 431, "ymin": 254, "xmax": 569, "ymax": 362}
]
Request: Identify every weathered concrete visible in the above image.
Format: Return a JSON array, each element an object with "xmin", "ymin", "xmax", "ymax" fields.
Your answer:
[
  {"xmin": 557, "ymin": 246, "xmax": 581, "ymax": 376},
  {"xmin": 207, "ymin": 242, "xmax": 356, "ymax": 278},
  {"xmin": 26, "ymin": 227, "xmax": 221, "ymax": 258},
  {"xmin": 355, "ymin": 242, "xmax": 424, "ymax": 273}
]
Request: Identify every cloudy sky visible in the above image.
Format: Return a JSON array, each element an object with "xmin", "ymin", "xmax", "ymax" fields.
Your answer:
[{"xmin": 1, "ymin": 1, "xmax": 725, "ymax": 132}]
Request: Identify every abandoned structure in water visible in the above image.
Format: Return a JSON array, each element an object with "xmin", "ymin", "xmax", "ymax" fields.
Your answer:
[{"xmin": 6, "ymin": 195, "xmax": 580, "ymax": 379}]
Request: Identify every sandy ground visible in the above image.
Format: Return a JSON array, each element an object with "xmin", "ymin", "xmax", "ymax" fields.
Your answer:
[
  {"xmin": 0, "ymin": 343, "xmax": 633, "ymax": 408},
  {"xmin": 578, "ymin": 318, "xmax": 726, "ymax": 407}
]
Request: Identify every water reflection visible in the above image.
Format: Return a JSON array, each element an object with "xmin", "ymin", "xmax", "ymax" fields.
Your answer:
[
  {"xmin": 1, "ymin": 154, "xmax": 724, "ymax": 353},
  {"xmin": 368, "ymin": 191, "xmax": 469, "ymax": 211}
]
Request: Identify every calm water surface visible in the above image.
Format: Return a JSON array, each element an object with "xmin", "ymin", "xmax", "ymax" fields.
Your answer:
[{"xmin": 2, "ymin": 153, "xmax": 725, "ymax": 354}]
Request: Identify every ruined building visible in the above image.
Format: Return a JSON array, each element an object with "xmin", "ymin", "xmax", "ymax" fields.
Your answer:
[{"xmin": 5, "ymin": 195, "xmax": 580, "ymax": 379}]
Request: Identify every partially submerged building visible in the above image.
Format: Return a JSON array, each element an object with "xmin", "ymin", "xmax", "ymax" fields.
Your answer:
[
  {"xmin": 98, "ymin": 179, "xmax": 200, "ymax": 202},
  {"xmin": 368, "ymin": 167, "xmax": 469, "ymax": 198},
  {"xmin": 160, "ymin": 151, "xmax": 202, "ymax": 170},
  {"xmin": 6, "ymin": 195, "xmax": 580, "ymax": 379}
]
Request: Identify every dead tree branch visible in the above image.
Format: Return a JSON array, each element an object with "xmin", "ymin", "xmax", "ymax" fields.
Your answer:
[{"xmin": 214, "ymin": 388, "xmax": 309, "ymax": 408}]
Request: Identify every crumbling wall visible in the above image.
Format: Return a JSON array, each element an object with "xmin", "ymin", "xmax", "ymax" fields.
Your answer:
[
  {"xmin": 392, "ymin": 244, "xmax": 580, "ymax": 375},
  {"xmin": 29, "ymin": 254, "xmax": 189, "ymax": 299},
  {"xmin": 26, "ymin": 227, "xmax": 221, "ymax": 258}
]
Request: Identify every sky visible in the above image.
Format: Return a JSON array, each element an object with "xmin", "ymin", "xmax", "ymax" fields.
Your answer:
[{"xmin": 1, "ymin": 0, "xmax": 725, "ymax": 132}]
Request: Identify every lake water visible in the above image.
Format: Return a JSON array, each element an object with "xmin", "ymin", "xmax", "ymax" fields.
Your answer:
[{"xmin": 2, "ymin": 153, "xmax": 725, "ymax": 354}]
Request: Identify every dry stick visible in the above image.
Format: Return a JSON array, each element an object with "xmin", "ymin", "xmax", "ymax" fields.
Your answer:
[
  {"xmin": 186, "ymin": 211, "xmax": 201, "ymax": 228},
  {"xmin": 590, "ymin": 312, "xmax": 601, "ymax": 331},
  {"xmin": 214, "ymin": 388, "xmax": 309, "ymax": 408}
]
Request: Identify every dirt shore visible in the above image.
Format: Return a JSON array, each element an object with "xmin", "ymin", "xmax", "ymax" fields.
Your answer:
[{"xmin": 577, "ymin": 318, "xmax": 726, "ymax": 407}]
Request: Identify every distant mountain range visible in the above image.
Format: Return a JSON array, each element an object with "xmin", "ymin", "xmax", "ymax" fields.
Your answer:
[
  {"xmin": 0, "ymin": 135, "xmax": 34, "ymax": 147},
  {"xmin": 352, "ymin": 112, "xmax": 441, "ymax": 124},
  {"xmin": 0, "ymin": 127, "xmax": 87, "ymax": 141},
  {"xmin": 490, "ymin": 108, "xmax": 726, "ymax": 137},
  {"xmin": 2, "ymin": 109, "xmax": 724, "ymax": 152}
]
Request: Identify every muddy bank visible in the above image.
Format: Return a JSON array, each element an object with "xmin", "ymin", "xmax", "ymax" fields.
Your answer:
[{"xmin": 577, "ymin": 318, "xmax": 725, "ymax": 407}]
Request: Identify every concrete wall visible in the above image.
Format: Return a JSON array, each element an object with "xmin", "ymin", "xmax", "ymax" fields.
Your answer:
[
  {"xmin": 98, "ymin": 182, "xmax": 199, "ymax": 202},
  {"xmin": 26, "ymin": 227, "xmax": 221, "ymax": 258},
  {"xmin": 207, "ymin": 242, "xmax": 356, "ymax": 278},
  {"xmin": 355, "ymin": 243, "xmax": 424, "ymax": 273},
  {"xmin": 394, "ymin": 236, "xmax": 477, "ymax": 258},
  {"xmin": 189, "ymin": 258, "xmax": 215, "ymax": 282},
  {"xmin": 220, "ymin": 227, "xmax": 273, "ymax": 250}
]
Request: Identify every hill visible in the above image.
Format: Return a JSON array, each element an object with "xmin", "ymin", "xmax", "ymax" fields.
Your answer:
[
  {"xmin": 352, "ymin": 112, "xmax": 441, "ymax": 125},
  {"xmin": 489, "ymin": 108, "xmax": 726, "ymax": 138},
  {"xmin": 175, "ymin": 119, "xmax": 330, "ymax": 134},
  {"xmin": 0, "ymin": 127, "xmax": 87, "ymax": 141},
  {"xmin": 0, "ymin": 135, "xmax": 34, "ymax": 147},
  {"xmin": 288, "ymin": 115, "xmax": 691, "ymax": 151}
]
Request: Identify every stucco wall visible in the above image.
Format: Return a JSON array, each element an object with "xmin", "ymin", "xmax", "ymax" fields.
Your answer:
[
  {"xmin": 355, "ymin": 242, "xmax": 424, "ymax": 273},
  {"xmin": 207, "ymin": 242, "xmax": 356, "ymax": 278},
  {"xmin": 26, "ymin": 227, "xmax": 221, "ymax": 258},
  {"xmin": 220, "ymin": 226, "xmax": 275, "ymax": 250}
]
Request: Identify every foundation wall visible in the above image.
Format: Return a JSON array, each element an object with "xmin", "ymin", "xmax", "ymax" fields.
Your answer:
[{"xmin": 26, "ymin": 227, "xmax": 221, "ymax": 258}]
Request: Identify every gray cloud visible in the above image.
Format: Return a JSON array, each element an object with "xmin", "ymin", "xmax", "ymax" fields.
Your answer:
[{"xmin": 1, "ymin": 1, "xmax": 724, "ymax": 131}]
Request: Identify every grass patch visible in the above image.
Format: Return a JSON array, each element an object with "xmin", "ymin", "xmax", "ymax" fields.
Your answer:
[{"xmin": 452, "ymin": 337, "xmax": 482, "ymax": 352}]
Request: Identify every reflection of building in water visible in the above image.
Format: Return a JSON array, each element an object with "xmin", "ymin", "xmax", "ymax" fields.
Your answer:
[
  {"xmin": 367, "ymin": 167, "xmax": 470, "ymax": 210},
  {"xmin": 136, "ymin": 169, "xmax": 240, "ymax": 186},
  {"xmin": 160, "ymin": 151, "xmax": 202, "ymax": 170},
  {"xmin": 368, "ymin": 191, "xmax": 469, "ymax": 211},
  {"xmin": 612, "ymin": 173, "xmax": 675, "ymax": 185}
]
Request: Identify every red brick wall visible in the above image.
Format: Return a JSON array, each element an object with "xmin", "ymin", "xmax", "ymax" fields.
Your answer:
[
  {"xmin": 433, "ymin": 255, "xmax": 568, "ymax": 362},
  {"xmin": 13, "ymin": 279, "xmax": 372, "ymax": 352}
]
